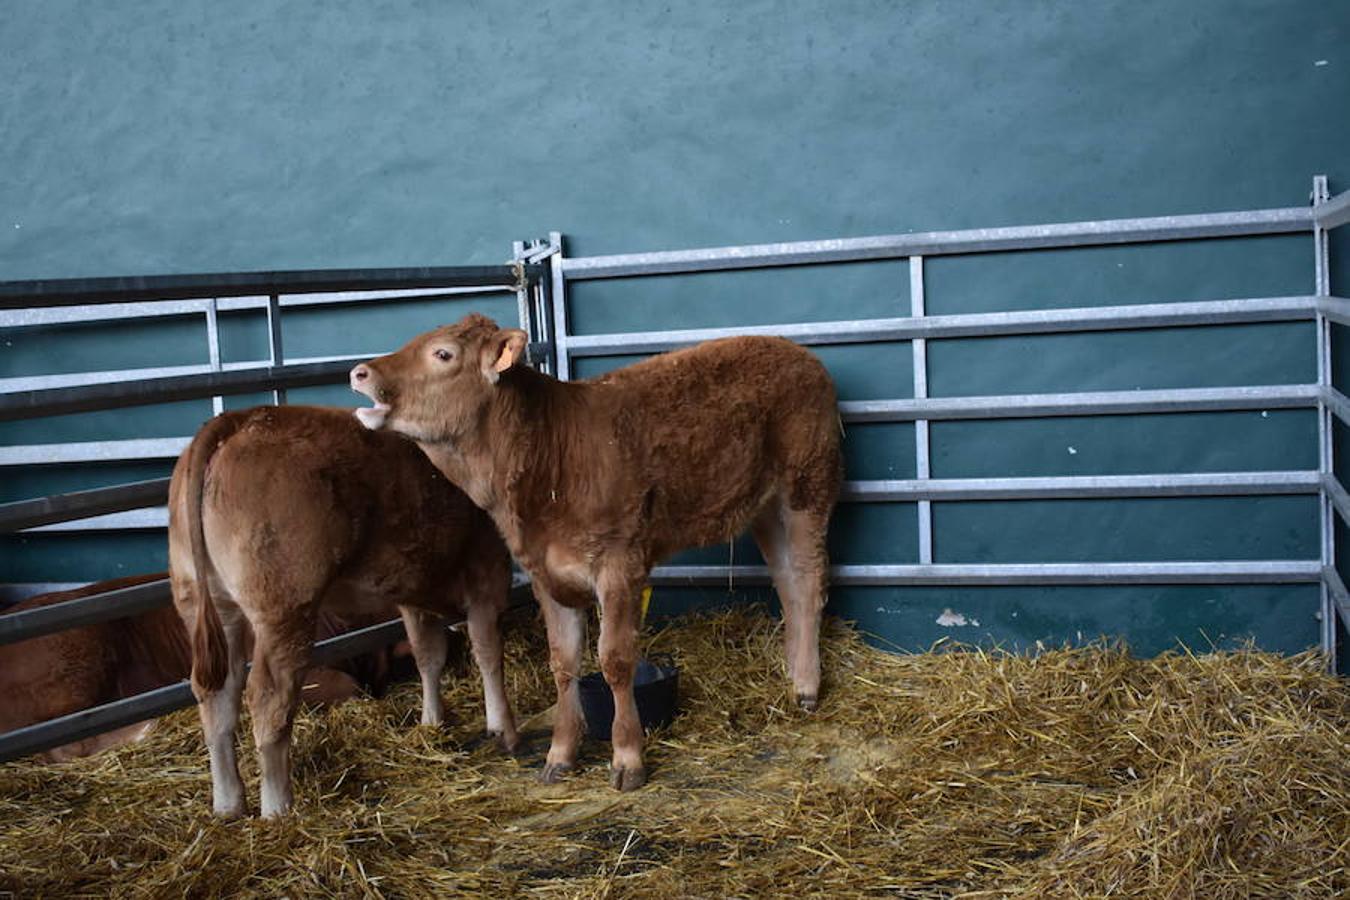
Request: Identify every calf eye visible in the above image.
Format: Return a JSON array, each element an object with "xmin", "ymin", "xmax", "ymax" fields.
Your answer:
[{"xmin": 434, "ymin": 348, "xmax": 453, "ymax": 362}]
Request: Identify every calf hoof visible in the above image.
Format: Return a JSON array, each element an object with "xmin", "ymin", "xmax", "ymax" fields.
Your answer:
[
  {"xmin": 540, "ymin": 762, "xmax": 574, "ymax": 784},
  {"xmin": 491, "ymin": 729, "xmax": 522, "ymax": 755},
  {"xmin": 610, "ymin": 765, "xmax": 647, "ymax": 792},
  {"xmin": 797, "ymin": 694, "xmax": 819, "ymax": 713},
  {"xmin": 214, "ymin": 803, "xmax": 248, "ymax": 821}
]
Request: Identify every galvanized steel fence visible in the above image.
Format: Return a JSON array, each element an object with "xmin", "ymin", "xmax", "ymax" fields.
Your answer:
[
  {"xmin": 0, "ymin": 264, "xmax": 546, "ymax": 761},
  {"xmin": 2, "ymin": 181, "xmax": 1348, "ymax": 761},
  {"xmin": 541, "ymin": 179, "xmax": 1350, "ymax": 649}
]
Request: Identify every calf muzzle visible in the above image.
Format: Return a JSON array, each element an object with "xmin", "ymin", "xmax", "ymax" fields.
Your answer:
[{"xmin": 350, "ymin": 363, "xmax": 390, "ymax": 430}]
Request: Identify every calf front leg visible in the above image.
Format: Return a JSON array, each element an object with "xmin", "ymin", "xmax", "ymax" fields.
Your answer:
[
  {"xmin": 465, "ymin": 597, "xmax": 519, "ymax": 752},
  {"xmin": 597, "ymin": 571, "xmax": 645, "ymax": 792},
  {"xmin": 537, "ymin": 588, "xmax": 586, "ymax": 783},
  {"xmin": 398, "ymin": 605, "xmax": 448, "ymax": 726}
]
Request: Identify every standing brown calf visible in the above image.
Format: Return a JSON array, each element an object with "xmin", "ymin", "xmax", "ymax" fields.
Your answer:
[
  {"xmin": 351, "ymin": 314, "xmax": 841, "ymax": 791},
  {"xmin": 169, "ymin": 405, "xmax": 518, "ymax": 818}
]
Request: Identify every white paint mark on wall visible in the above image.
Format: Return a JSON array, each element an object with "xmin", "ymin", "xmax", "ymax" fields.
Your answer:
[
  {"xmin": 1315, "ymin": 60, "xmax": 1328, "ymax": 66},
  {"xmin": 936, "ymin": 608, "xmax": 980, "ymax": 627},
  {"xmin": 1067, "ymin": 446, "xmax": 1077, "ymax": 455}
]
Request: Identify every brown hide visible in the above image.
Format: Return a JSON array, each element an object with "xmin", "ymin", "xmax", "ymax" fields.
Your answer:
[
  {"xmin": 353, "ymin": 314, "xmax": 842, "ymax": 791},
  {"xmin": 168, "ymin": 404, "xmax": 515, "ymax": 817},
  {"xmin": 0, "ymin": 574, "xmax": 185, "ymax": 761},
  {"xmin": 0, "ymin": 574, "xmax": 418, "ymax": 762}
]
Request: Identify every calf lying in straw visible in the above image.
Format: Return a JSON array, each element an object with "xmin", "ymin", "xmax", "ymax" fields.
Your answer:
[{"xmin": 0, "ymin": 573, "xmax": 419, "ymax": 763}]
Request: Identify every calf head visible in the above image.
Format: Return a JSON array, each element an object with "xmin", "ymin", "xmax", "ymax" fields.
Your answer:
[{"xmin": 350, "ymin": 314, "xmax": 528, "ymax": 443}]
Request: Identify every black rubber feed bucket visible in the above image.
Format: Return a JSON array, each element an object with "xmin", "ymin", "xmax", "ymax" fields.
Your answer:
[{"xmin": 578, "ymin": 655, "xmax": 679, "ymax": 742}]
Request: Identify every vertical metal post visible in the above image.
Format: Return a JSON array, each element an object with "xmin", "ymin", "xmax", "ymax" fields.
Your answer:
[
  {"xmin": 204, "ymin": 298, "xmax": 224, "ymax": 416},
  {"xmin": 266, "ymin": 292, "xmax": 286, "ymax": 405},
  {"xmin": 1313, "ymin": 175, "xmax": 1337, "ymax": 669},
  {"xmin": 530, "ymin": 238, "xmax": 555, "ymax": 376},
  {"xmin": 512, "ymin": 240, "xmax": 533, "ymax": 340},
  {"xmin": 910, "ymin": 256, "xmax": 934, "ymax": 565},
  {"xmin": 549, "ymin": 231, "xmax": 571, "ymax": 382},
  {"xmin": 534, "ymin": 239, "xmax": 553, "ymax": 375}
]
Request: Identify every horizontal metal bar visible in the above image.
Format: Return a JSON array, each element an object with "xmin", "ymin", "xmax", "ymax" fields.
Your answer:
[
  {"xmin": 0, "ymin": 478, "xmax": 170, "ymax": 532},
  {"xmin": 1317, "ymin": 296, "xmax": 1350, "ymax": 329},
  {"xmin": 1323, "ymin": 386, "xmax": 1350, "ymax": 430},
  {"xmin": 0, "ymin": 680, "xmax": 196, "ymax": 764},
  {"xmin": 0, "ymin": 359, "xmax": 356, "ymax": 422},
  {"xmin": 250, "ymin": 284, "xmax": 513, "ymax": 310},
  {"xmin": 0, "ymin": 578, "xmax": 172, "ymax": 646},
  {"xmin": 650, "ymin": 560, "xmax": 1321, "ymax": 587},
  {"xmin": 1324, "ymin": 475, "xmax": 1350, "ymax": 530},
  {"xmin": 31, "ymin": 472, "xmax": 1317, "ymax": 533},
  {"xmin": 0, "ymin": 437, "xmax": 189, "ymax": 467},
  {"xmin": 309, "ymin": 618, "xmax": 408, "ymax": 667},
  {"xmin": 26, "ymin": 507, "xmax": 168, "ymax": 532},
  {"xmin": 0, "ymin": 352, "xmax": 379, "ymax": 393},
  {"xmin": 0, "ymin": 284, "xmax": 510, "ymax": 329},
  {"xmin": 840, "ymin": 384, "xmax": 1318, "ymax": 422},
  {"xmin": 2, "ymin": 297, "xmax": 216, "ymax": 328},
  {"xmin": 0, "ymin": 583, "xmax": 85, "ymax": 606},
  {"xmin": 0, "ymin": 265, "xmax": 542, "ymax": 309},
  {"xmin": 564, "ymin": 296, "xmax": 1319, "ymax": 356},
  {"xmin": 15, "ymin": 293, "xmax": 1312, "ymax": 393},
  {"xmin": 562, "ymin": 207, "xmax": 1314, "ymax": 280},
  {"xmin": 842, "ymin": 471, "xmax": 1320, "ymax": 502},
  {"xmin": 1316, "ymin": 188, "xmax": 1350, "ymax": 230},
  {"xmin": 1, "ymin": 385, "xmax": 1313, "ymax": 464}
]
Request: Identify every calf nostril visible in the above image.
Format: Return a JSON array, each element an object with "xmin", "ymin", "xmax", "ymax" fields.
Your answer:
[{"xmin": 352, "ymin": 365, "xmax": 369, "ymax": 382}]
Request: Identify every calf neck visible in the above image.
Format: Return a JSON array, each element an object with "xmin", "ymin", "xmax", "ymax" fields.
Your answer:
[{"xmin": 353, "ymin": 314, "xmax": 842, "ymax": 792}]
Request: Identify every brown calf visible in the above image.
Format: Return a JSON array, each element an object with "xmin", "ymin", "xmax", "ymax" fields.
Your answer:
[
  {"xmin": 0, "ymin": 574, "xmax": 191, "ymax": 760},
  {"xmin": 169, "ymin": 405, "xmax": 517, "ymax": 818},
  {"xmin": 352, "ymin": 314, "xmax": 842, "ymax": 791},
  {"xmin": 0, "ymin": 574, "xmax": 414, "ymax": 762}
]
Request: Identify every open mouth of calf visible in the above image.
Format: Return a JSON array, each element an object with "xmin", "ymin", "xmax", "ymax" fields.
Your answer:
[
  {"xmin": 350, "ymin": 382, "xmax": 392, "ymax": 430},
  {"xmin": 354, "ymin": 401, "xmax": 390, "ymax": 430}
]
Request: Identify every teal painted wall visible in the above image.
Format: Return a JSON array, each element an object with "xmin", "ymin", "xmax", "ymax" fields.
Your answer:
[
  {"xmin": 0, "ymin": 1, "xmax": 1346, "ymax": 275},
  {"xmin": 3, "ymin": 1, "xmax": 1348, "ymax": 655}
]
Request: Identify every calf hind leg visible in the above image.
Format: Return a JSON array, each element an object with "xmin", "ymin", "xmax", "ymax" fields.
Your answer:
[
  {"xmin": 193, "ymin": 608, "xmax": 249, "ymax": 818},
  {"xmin": 247, "ymin": 617, "xmax": 315, "ymax": 818},
  {"xmin": 782, "ymin": 507, "xmax": 830, "ymax": 710},
  {"xmin": 754, "ymin": 503, "xmax": 830, "ymax": 711}
]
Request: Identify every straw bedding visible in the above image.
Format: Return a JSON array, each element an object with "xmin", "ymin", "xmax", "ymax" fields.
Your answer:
[{"xmin": 1, "ymin": 605, "xmax": 1346, "ymax": 898}]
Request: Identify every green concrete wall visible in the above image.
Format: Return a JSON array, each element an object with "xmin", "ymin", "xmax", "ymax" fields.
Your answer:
[{"xmin": 3, "ymin": 0, "xmax": 1348, "ymax": 655}]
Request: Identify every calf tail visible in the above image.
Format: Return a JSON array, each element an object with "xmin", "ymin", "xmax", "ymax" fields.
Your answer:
[{"xmin": 185, "ymin": 413, "xmax": 241, "ymax": 693}]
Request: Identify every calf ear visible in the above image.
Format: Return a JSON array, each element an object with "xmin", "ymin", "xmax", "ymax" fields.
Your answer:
[{"xmin": 482, "ymin": 328, "xmax": 528, "ymax": 382}]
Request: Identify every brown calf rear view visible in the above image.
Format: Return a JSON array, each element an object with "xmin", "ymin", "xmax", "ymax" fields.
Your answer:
[
  {"xmin": 352, "ymin": 314, "xmax": 842, "ymax": 791},
  {"xmin": 169, "ymin": 405, "xmax": 517, "ymax": 818}
]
